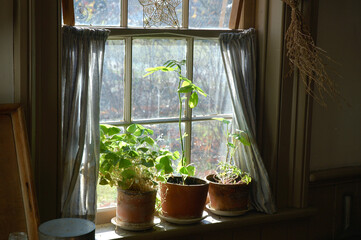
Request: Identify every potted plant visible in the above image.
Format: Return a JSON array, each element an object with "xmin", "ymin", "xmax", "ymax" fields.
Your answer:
[
  {"xmin": 144, "ymin": 60, "xmax": 209, "ymax": 221},
  {"xmin": 206, "ymin": 118, "xmax": 252, "ymax": 215},
  {"xmin": 99, "ymin": 123, "xmax": 178, "ymax": 230}
]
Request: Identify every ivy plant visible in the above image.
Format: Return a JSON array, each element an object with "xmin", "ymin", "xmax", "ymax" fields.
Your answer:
[
  {"xmin": 144, "ymin": 60, "xmax": 207, "ymax": 180},
  {"xmin": 212, "ymin": 118, "xmax": 252, "ymax": 185},
  {"xmin": 99, "ymin": 124, "xmax": 179, "ymax": 191}
]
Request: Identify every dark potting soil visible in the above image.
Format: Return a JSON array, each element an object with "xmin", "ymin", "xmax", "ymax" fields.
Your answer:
[{"xmin": 167, "ymin": 176, "xmax": 207, "ymax": 185}]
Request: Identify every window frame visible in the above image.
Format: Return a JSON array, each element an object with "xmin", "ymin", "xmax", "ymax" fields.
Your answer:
[{"xmin": 97, "ymin": 31, "xmax": 235, "ymax": 221}]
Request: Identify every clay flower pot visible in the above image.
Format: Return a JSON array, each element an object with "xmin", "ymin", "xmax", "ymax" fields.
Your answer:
[
  {"xmin": 116, "ymin": 188, "xmax": 156, "ymax": 226},
  {"xmin": 160, "ymin": 176, "xmax": 209, "ymax": 219},
  {"xmin": 206, "ymin": 174, "xmax": 250, "ymax": 211}
]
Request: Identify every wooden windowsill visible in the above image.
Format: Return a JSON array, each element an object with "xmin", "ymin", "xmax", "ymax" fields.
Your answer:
[{"xmin": 95, "ymin": 208, "xmax": 317, "ymax": 240}]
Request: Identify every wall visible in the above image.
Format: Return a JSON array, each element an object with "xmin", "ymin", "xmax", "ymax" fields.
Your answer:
[
  {"xmin": 310, "ymin": 0, "xmax": 361, "ymax": 170},
  {"xmin": 0, "ymin": 1, "xmax": 14, "ymax": 103}
]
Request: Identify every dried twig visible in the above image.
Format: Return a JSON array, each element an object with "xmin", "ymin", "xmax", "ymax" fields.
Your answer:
[{"xmin": 282, "ymin": 0, "xmax": 341, "ymax": 107}]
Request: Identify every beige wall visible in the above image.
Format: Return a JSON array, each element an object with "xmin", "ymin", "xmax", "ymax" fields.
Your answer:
[
  {"xmin": 0, "ymin": 1, "xmax": 14, "ymax": 103},
  {"xmin": 310, "ymin": 0, "xmax": 361, "ymax": 170}
]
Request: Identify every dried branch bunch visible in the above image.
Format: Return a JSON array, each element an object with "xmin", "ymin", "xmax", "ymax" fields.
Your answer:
[{"xmin": 283, "ymin": 0, "xmax": 340, "ymax": 106}]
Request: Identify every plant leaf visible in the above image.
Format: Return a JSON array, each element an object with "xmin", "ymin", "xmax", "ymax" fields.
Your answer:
[
  {"xmin": 118, "ymin": 159, "xmax": 132, "ymax": 168},
  {"xmin": 126, "ymin": 124, "xmax": 137, "ymax": 133},
  {"xmin": 189, "ymin": 92, "xmax": 198, "ymax": 108},
  {"xmin": 121, "ymin": 169, "xmax": 136, "ymax": 179},
  {"xmin": 186, "ymin": 165, "xmax": 195, "ymax": 176},
  {"xmin": 178, "ymin": 85, "xmax": 194, "ymax": 93}
]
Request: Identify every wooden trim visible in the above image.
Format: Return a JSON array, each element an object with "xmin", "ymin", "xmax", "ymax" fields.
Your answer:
[
  {"xmin": 240, "ymin": 0, "xmax": 256, "ymax": 29},
  {"xmin": 229, "ymin": 0, "xmax": 244, "ymax": 29},
  {"xmin": 62, "ymin": 0, "xmax": 75, "ymax": 26},
  {"xmin": 0, "ymin": 104, "xmax": 39, "ymax": 240},
  {"xmin": 107, "ymin": 28, "xmax": 241, "ymax": 38},
  {"xmin": 261, "ymin": 0, "xmax": 284, "ymax": 207},
  {"xmin": 310, "ymin": 166, "xmax": 361, "ymax": 183},
  {"xmin": 182, "ymin": 0, "xmax": 189, "ymax": 28},
  {"xmin": 96, "ymin": 207, "xmax": 116, "ymax": 225},
  {"xmin": 34, "ymin": 0, "xmax": 61, "ymax": 222}
]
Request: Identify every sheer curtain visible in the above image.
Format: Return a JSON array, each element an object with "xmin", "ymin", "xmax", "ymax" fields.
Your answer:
[
  {"xmin": 219, "ymin": 29, "xmax": 276, "ymax": 214},
  {"xmin": 61, "ymin": 26, "xmax": 109, "ymax": 221}
]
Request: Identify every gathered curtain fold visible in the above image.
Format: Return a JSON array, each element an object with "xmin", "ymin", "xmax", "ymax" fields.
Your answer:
[
  {"xmin": 219, "ymin": 29, "xmax": 276, "ymax": 214},
  {"xmin": 61, "ymin": 26, "xmax": 110, "ymax": 221}
]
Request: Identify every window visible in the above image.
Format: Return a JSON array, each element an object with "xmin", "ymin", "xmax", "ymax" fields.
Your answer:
[{"xmin": 72, "ymin": 0, "xmax": 235, "ymax": 211}]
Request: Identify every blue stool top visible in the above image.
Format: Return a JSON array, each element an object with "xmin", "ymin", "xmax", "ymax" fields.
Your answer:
[{"xmin": 38, "ymin": 218, "xmax": 95, "ymax": 239}]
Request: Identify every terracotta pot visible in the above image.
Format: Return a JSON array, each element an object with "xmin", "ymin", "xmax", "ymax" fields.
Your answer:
[
  {"xmin": 160, "ymin": 176, "xmax": 209, "ymax": 219},
  {"xmin": 116, "ymin": 188, "xmax": 156, "ymax": 224},
  {"xmin": 206, "ymin": 174, "xmax": 250, "ymax": 211}
]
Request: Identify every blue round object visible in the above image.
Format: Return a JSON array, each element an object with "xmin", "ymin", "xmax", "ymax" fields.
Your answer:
[{"xmin": 38, "ymin": 218, "xmax": 95, "ymax": 240}]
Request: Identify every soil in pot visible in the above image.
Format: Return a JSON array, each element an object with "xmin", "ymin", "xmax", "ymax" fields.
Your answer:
[
  {"xmin": 160, "ymin": 176, "xmax": 209, "ymax": 219},
  {"xmin": 206, "ymin": 174, "xmax": 250, "ymax": 211},
  {"xmin": 116, "ymin": 188, "xmax": 156, "ymax": 226}
]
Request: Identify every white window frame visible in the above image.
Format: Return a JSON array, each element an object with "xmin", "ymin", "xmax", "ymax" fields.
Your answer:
[{"xmin": 91, "ymin": 0, "xmax": 239, "ymax": 224}]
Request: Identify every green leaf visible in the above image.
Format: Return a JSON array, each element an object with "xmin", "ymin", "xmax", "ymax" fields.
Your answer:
[
  {"xmin": 126, "ymin": 124, "xmax": 137, "ymax": 133},
  {"xmin": 178, "ymin": 166, "xmax": 188, "ymax": 175},
  {"xmin": 143, "ymin": 136, "xmax": 155, "ymax": 146},
  {"xmin": 141, "ymin": 158, "xmax": 154, "ymax": 167},
  {"xmin": 133, "ymin": 128, "xmax": 143, "ymax": 136},
  {"xmin": 173, "ymin": 151, "xmax": 180, "ymax": 160},
  {"xmin": 118, "ymin": 159, "xmax": 132, "ymax": 168},
  {"xmin": 181, "ymin": 81, "xmax": 191, "ymax": 87},
  {"xmin": 212, "ymin": 117, "xmax": 224, "ymax": 122},
  {"xmin": 128, "ymin": 150, "xmax": 139, "ymax": 157},
  {"xmin": 186, "ymin": 165, "xmax": 195, "ymax": 176},
  {"xmin": 100, "ymin": 124, "xmax": 121, "ymax": 136},
  {"xmin": 189, "ymin": 92, "xmax": 198, "ymax": 108},
  {"xmin": 233, "ymin": 130, "xmax": 251, "ymax": 146},
  {"xmin": 178, "ymin": 85, "xmax": 194, "ymax": 93},
  {"xmin": 137, "ymin": 147, "xmax": 149, "ymax": 153},
  {"xmin": 99, "ymin": 177, "xmax": 108, "ymax": 185},
  {"xmin": 227, "ymin": 142, "xmax": 236, "ymax": 148},
  {"xmin": 144, "ymin": 128, "xmax": 154, "ymax": 135},
  {"xmin": 121, "ymin": 169, "xmax": 136, "ymax": 179}
]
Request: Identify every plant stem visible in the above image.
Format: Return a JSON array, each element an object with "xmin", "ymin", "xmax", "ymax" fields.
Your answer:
[
  {"xmin": 225, "ymin": 122, "xmax": 230, "ymax": 163},
  {"xmin": 178, "ymin": 77, "xmax": 185, "ymax": 167}
]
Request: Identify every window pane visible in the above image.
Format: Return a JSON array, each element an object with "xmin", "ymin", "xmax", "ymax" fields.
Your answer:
[
  {"xmin": 132, "ymin": 39, "xmax": 187, "ymax": 120},
  {"xmin": 97, "ymin": 184, "xmax": 117, "ymax": 208},
  {"xmin": 191, "ymin": 120, "xmax": 228, "ymax": 178},
  {"xmin": 143, "ymin": 123, "xmax": 183, "ymax": 167},
  {"xmin": 128, "ymin": 0, "xmax": 143, "ymax": 27},
  {"xmin": 129, "ymin": 0, "xmax": 182, "ymax": 28},
  {"xmin": 100, "ymin": 40, "xmax": 125, "ymax": 122},
  {"xmin": 189, "ymin": 0, "xmax": 233, "ymax": 29},
  {"xmin": 193, "ymin": 39, "xmax": 232, "ymax": 116},
  {"xmin": 74, "ymin": 0, "xmax": 120, "ymax": 26}
]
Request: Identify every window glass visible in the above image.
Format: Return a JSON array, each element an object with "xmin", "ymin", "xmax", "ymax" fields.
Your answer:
[
  {"xmin": 191, "ymin": 120, "xmax": 229, "ymax": 178},
  {"xmin": 97, "ymin": 184, "xmax": 117, "ymax": 208},
  {"xmin": 132, "ymin": 38, "xmax": 187, "ymax": 120},
  {"xmin": 74, "ymin": 0, "xmax": 121, "ymax": 26},
  {"xmin": 100, "ymin": 40, "xmax": 125, "ymax": 122},
  {"xmin": 193, "ymin": 39, "xmax": 232, "ymax": 116},
  {"xmin": 189, "ymin": 0, "xmax": 233, "ymax": 29},
  {"xmin": 129, "ymin": 0, "xmax": 183, "ymax": 28}
]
